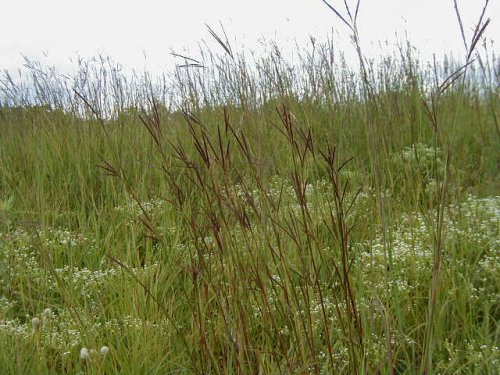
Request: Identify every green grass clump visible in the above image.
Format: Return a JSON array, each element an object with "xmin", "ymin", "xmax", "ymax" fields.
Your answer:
[{"xmin": 0, "ymin": 9, "xmax": 498, "ymax": 374}]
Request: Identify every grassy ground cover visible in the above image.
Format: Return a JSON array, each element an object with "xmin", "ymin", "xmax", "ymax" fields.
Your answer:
[{"xmin": 0, "ymin": 6, "xmax": 498, "ymax": 374}]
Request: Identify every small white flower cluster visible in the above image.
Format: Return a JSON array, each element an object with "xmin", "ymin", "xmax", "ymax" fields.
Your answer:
[
  {"xmin": 36, "ymin": 227, "xmax": 92, "ymax": 248},
  {"xmin": 53, "ymin": 266, "xmax": 119, "ymax": 299},
  {"xmin": 355, "ymin": 194, "xmax": 499, "ymax": 304},
  {"xmin": 0, "ymin": 228, "xmax": 38, "ymax": 280},
  {"xmin": 392, "ymin": 143, "xmax": 446, "ymax": 188},
  {"xmin": 0, "ymin": 318, "xmax": 29, "ymax": 338},
  {"xmin": 399, "ymin": 143, "xmax": 443, "ymax": 166},
  {"xmin": 442, "ymin": 339, "xmax": 499, "ymax": 372},
  {"xmin": 114, "ymin": 198, "xmax": 165, "ymax": 225},
  {"xmin": 0, "ymin": 296, "xmax": 16, "ymax": 315}
]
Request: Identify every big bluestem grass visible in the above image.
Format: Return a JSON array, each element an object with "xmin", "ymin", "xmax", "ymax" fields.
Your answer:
[{"xmin": 0, "ymin": 2, "xmax": 498, "ymax": 373}]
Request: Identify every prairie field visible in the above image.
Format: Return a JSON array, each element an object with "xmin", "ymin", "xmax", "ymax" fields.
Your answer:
[{"xmin": 0, "ymin": 22, "xmax": 499, "ymax": 374}]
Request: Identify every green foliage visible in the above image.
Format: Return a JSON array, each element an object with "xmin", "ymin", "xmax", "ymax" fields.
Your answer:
[{"xmin": 0, "ymin": 34, "xmax": 498, "ymax": 374}]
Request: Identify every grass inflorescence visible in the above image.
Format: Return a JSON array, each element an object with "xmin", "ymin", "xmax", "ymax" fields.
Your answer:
[{"xmin": 0, "ymin": 3, "xmax": 498, "ymax": 374}]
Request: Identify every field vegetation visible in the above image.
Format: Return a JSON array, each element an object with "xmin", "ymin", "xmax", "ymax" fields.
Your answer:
[{"xmin": 0, "ymin": 2, "xmax": 498, "ymax": 374}]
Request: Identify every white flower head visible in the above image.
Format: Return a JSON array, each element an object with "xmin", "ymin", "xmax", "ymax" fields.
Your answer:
[
  {"xmin": 100, "ymin": 346, "xmax": 110, "ymax": 355},
  {"xmin": 42, "ymin": 308, "xmax": 53, "ymax": 318},
  {"xmin": 80, "ymin": 347, "xmax": 90, "ymax": 360}
]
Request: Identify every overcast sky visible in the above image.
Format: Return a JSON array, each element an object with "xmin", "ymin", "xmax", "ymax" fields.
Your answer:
[{"xmin": 1, "ymin": 0, "xmax": 498, "ymax": 75}]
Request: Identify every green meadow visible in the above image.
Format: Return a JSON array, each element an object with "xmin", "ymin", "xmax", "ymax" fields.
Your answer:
[{"xmin": 0, "ymin": 11, "xmax": 498, "ymax": 374}]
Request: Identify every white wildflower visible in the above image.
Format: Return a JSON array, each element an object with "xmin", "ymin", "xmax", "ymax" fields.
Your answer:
[
  {"xmin": 100, "ymin": 346, "xmax": 110, "ymax": 355},
  {"xmin": 79, "ymin": 347, "xmax": 89, "ymax": 360}
]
